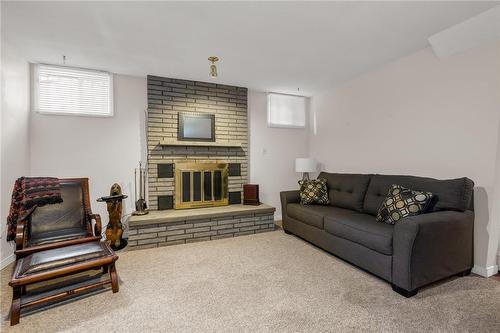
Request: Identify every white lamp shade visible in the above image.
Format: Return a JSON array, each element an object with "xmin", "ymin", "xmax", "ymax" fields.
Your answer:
[{"xmin": 295, "ymin": 158, "xmax": 317, "ymax": 173}]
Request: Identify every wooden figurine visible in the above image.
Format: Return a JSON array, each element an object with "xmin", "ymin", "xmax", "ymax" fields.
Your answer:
[
  {"xmin": 97, "ymin": 183, "xmax": 128, "ymax": 250},
  {"xmin": 106, "ymin": 183, "xmax": 124, "ymax": 249}
]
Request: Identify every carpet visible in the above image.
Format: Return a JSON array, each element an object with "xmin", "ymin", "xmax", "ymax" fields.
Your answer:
[{"xmin": 1, "ymin": 231, "xmax": 499, "ymax": 332}]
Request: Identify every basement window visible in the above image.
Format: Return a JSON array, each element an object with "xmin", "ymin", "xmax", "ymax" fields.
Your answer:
[
  {"xmin": 267, "ymin": 93, "xmax": 305, "ymax": 128},
  {"xmin": 32, "ymin": 64, "xmax": 113, "ymax": 117}
]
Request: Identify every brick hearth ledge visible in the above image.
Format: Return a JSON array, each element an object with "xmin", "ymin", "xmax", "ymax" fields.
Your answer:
[{"xmin": 126, "ymin": 204, "xmax": 276, "ymax": 250}]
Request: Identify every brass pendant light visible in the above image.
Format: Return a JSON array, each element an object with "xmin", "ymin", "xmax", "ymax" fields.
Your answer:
[{"xmin": 208, "ymin": 56, "xmax": 219, "ymax": 78}]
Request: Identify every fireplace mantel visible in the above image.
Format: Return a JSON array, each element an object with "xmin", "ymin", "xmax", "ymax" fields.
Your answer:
[{"xmin": 159, "ymin": 138, "xmax": 243, "ymax": 148}]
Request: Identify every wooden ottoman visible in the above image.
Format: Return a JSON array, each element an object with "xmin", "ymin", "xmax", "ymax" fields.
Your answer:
[{"xmin": 9, "ymin": 241, "xmax": 119, "ymax": 326}]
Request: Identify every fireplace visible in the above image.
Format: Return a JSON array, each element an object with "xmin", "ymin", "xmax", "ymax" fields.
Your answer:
[
  {"xmin": 147, "ymin": 76, "xmax": 248, "ymax": 211},
  {"xmin": 174, "ymin": 162, "xmax": 228, "ymax": 209}
]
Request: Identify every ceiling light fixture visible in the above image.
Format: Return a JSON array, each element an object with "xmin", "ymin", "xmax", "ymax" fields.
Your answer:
[{"xmin": 208, "ymin": 56, "xmax": 219, "ymax": 78}]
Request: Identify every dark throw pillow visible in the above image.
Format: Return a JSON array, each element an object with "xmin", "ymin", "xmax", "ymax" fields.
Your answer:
[
  {"xmin": 376, "ymin": 184, "xmax": 433, "ymax": 224},
  {"xmin": 298, "ymin": 178, "xmax": 330, "ymax": 205}
]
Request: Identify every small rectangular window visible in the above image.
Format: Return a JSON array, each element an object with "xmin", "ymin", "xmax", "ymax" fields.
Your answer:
[
  {"xmin": 32, "ymin": 64, "xmax": 113, "ymax": 117},
  {"xmin": 267, "ymin": 92, "xmax": 306, "ymax": 128}
]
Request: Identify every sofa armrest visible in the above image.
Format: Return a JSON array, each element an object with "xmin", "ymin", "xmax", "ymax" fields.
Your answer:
[
  {"xmin": 280, "ymin": 190, "xmax": 300, "ymax": 230},
  {"xmin": 392, "ymin": 210, "xmax": 474, "ymax": 291}
]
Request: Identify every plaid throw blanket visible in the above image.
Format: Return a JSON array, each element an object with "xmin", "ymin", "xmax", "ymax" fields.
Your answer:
[{"xmin": 6, "ymin": 177, "xmax": 63, "ymax": 241}]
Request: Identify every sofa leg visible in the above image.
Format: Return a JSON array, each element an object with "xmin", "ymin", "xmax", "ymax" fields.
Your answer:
[
  {"xmin": 391, "ymin": 284, "xmax": 418, "ymax": 298},
  {"xmin": 283, "ymin": 229, "xmax": 292, "ymax": 235},
  {"xmin": 456, "ymin": 269, "xmax": 471, "ymax": 277}
]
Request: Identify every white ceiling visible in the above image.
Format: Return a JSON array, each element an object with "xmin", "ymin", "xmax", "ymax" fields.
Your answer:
[{"xmin": 2, "ymin": 1, "xmax": 497, "ymax": 95}]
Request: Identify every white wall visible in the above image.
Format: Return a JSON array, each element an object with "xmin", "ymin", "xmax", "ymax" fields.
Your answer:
[
  {"xmin": 0, "ymin": 43, "xmax": 31, "ymax": 268},
  {"xmin": 248, "ymin": 91, "xmax": 309, "ymax": 219},
  {"xmin": 4, "ymin": 38, "xmax": 498, "ymax": 275},
  {"xmin": 2, "ymin": 71, "xmax": 297, "ymax": 267},
  {"xmin": 310, "ymin": 40, "xmax": 500, "ymax": 275},
  {"xmin": 29, "ymin": 86, "xmax": 303, "ymax": 226},
  {"xmin": 29, "ymin": 74, "xmax": 147, "ymax": 236}
]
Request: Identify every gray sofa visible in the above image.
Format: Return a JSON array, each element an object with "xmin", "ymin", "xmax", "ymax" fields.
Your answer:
[{"xmin": 280, "ymin": 172, "xmax": 474, "ymax": 297}]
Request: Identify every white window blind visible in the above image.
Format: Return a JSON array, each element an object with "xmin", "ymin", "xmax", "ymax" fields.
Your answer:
[
  {"xmin": 267, "ymin": 93, "xmax": 305, "ymax": 128},
  {"xmin": 33, "ymin": 64, "xmax": 113, "ymax": 116}
]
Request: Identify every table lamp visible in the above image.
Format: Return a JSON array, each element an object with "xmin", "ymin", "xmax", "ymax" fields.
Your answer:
[{"xmin": 295, "ymin": 158, "xmax": 317, "ymax": 181}]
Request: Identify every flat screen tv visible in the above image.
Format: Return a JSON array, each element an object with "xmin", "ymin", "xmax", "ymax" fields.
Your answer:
[{"xmin": 178, "ymin": 112, "xmax": 215, "ymax": 142}]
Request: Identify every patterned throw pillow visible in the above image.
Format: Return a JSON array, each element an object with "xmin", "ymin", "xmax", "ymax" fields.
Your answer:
[
  {"xmin": 376, "ymin": 184, "xmax": 433, "ymax": 224},
  {"xmin": 298, "ymin": 178, "xmax": 330, "ymax": 205}
]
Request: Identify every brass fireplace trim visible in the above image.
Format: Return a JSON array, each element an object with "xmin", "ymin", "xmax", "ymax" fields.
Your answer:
[{"xmin": 174, "ymin": 162, "xmax": 228, "ymax": 209}]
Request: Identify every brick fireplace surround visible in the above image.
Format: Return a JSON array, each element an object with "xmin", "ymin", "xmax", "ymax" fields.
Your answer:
[
  {"xmin": 146, "ymin": 75, "xmax": 249, "ymax": 210},
  {"xmin": 127, "ymin": 76, "xmax": 275, "ymax": 250}
]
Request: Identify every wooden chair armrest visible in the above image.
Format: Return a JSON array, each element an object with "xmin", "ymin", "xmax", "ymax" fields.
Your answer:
[
  {"xmin": 14, "ymin": 207, "xmax": 37, "ymax": 251},
  {"xmin": 88, "ymin": 213, "xmax": 102, "ymax": 238},
  {"xmin": 15, "ymin": 219, "xmax": 27, "ymax": 252}
]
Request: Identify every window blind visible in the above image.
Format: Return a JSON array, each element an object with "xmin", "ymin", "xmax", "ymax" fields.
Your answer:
[
  {"xmin": 33, "ymin": 64, "xmax": 113, "ymax": 116},
  {"xmin": 267, "ymin": 93, "xmax": 305, "ymax": 128}
]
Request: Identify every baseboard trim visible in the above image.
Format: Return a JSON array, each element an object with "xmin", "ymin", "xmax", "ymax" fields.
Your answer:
[
  {"xmin": 472, "ymin": 264, "xmax": 499, "ymax": 277},
  {"xmin": 1, "ymin": 253, "xmax": 15, "ymax": 271}
]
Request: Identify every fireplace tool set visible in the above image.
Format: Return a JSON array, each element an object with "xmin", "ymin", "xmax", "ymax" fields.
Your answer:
[{"xmin": 133, "ymin": 161, "xmax": 149, "ymax": 216}]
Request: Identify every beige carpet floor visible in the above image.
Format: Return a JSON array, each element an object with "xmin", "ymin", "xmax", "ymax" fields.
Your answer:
[{"xmin": 1, "ymin": 231, "xmax": 499, "ymax": 332}]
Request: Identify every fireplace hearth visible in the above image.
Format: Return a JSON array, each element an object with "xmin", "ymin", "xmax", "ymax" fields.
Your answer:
[{"xmin": 175, "ymin": 162, "xmax": 228, "ymax": 209}]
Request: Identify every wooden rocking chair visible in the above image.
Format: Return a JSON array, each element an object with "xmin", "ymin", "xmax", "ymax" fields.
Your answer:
[
  {"xmin": 9, "ymin": 178, "xmax": 120, "ymax": 326},
  {"xmin": 14, "ymin": 178, "xmax": 102, "ymax": 259}
]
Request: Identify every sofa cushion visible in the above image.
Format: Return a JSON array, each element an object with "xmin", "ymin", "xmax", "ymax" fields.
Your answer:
[
  {"xmin": 363, "ymin": 175, "xmax": 474, "ymax": 216},
  {"xmin": 286, "ymin": 203, "xmax": 355, "ymax": 229},
  {"xmin": 324, "ymin": 213, "xmax": 394, "ymax": 255},
  {"xmin": 298, "ymin": 178, "xmax": 329, "ymax": 205},
  {"xmin": 376, "ymin": 185, "xmax": 433, "ymax": 224},
  {"xmin": 318, "ymin": 172, "xmax": 371, "ymax": 212}
]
